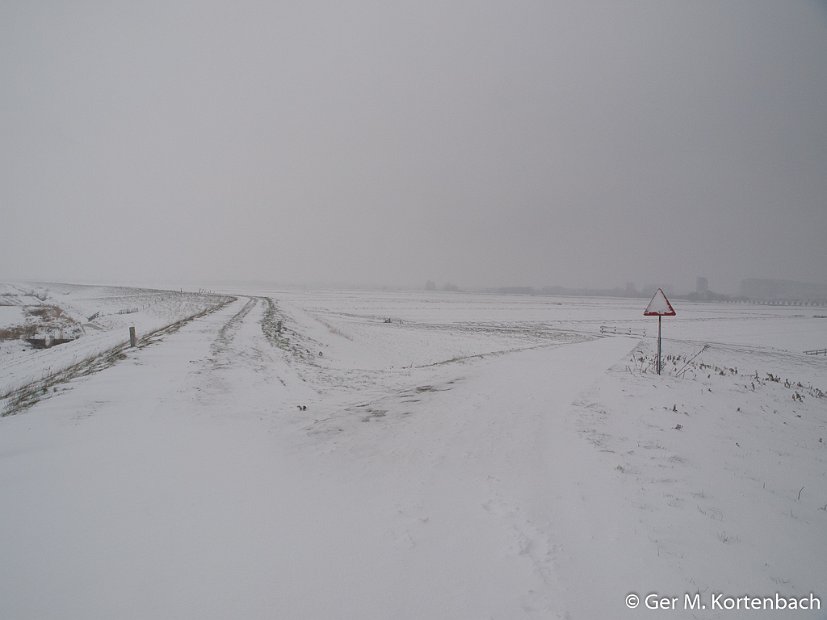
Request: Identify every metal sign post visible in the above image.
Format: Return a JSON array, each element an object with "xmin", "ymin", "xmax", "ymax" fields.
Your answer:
[
  {"xmin": 658, "ymin": 315, "xmax": 662, "ymax": 375},
  {"xmin": 643, "ymin": 289, "xmax": 676, "ymax": 375}
]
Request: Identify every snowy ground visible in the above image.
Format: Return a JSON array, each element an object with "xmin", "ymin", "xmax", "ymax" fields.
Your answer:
[{"xmin": 0, "ymin": 286, "xmax": 825, "ymax": 619}]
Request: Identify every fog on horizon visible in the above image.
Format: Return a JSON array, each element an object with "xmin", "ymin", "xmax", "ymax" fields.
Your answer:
[{"xmin": 2, "ymin": 1, "xmax": 826, "ymax": 295}]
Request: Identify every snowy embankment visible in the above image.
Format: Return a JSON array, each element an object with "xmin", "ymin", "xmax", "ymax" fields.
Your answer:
[
  {"xmin": 0, "ymin": 282, "xmax": 233, "ymax": 411},
  {"xmin": 0, "ymin": 288, "xmax": 825, "ymax": 619}
]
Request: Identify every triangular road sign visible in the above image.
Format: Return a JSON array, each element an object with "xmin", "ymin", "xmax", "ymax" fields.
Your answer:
[{"xmin": 644, "ymin": 288, "xmax": 676, "ymax": 316}]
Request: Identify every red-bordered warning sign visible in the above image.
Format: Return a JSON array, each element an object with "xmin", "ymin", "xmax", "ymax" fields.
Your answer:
[{"xmin": 643, "ymin": 288, "xmax": 676, "ymax": 316}]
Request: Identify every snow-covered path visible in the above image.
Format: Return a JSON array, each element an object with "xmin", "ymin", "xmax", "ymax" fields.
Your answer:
[{"xmin": 0, "ymin": 294, "xmax": 641, "ymax": 619}]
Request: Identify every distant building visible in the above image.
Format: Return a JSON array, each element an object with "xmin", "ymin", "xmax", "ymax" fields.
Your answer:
[
  {"xmin": 739, "ymin": 278, "xmax": 827, "ymax": 302},
  {"xmin": 687, "ymin": 276, "xmax": 731, "ymax": 302}
]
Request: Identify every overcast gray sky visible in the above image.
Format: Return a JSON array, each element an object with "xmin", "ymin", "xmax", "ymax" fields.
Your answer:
[{"xmin": 2, "ymin": 1, "xmax": 826, "ymax": 293}]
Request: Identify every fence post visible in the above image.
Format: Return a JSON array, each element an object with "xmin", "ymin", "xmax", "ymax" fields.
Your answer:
[{"xmin": 129, "ymin": 326, "xmax": 136, "ymax": 347}]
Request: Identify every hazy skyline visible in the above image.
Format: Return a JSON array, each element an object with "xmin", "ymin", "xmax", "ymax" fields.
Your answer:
[{"xmin": 2, "ymin": 1, "xmax": 826, "ymax": 293}]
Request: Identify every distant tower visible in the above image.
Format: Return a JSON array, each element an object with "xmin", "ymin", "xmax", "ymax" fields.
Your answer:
[{"xmin": 696, "ymin": 277, "xmax": 709, "ymax": 294}]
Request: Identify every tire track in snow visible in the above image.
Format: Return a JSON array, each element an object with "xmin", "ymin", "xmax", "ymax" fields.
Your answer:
[
  {"xmin": 208, "ymin": 296, "xmax": 258, "ymax": 369},
  {"xmin": 187, "ymin": 296, "xmax": 313, "ymax": 407}
]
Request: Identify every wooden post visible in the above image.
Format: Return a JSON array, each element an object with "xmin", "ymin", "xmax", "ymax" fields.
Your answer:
[{"xmin": 129, "ymin": 326, "xmax": 137, "ymax": 347}]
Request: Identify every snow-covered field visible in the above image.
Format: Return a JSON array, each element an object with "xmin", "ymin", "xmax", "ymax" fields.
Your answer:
[{"xmin": 1, "ymin": 285, "xmax": 825, "ymax": 619}]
